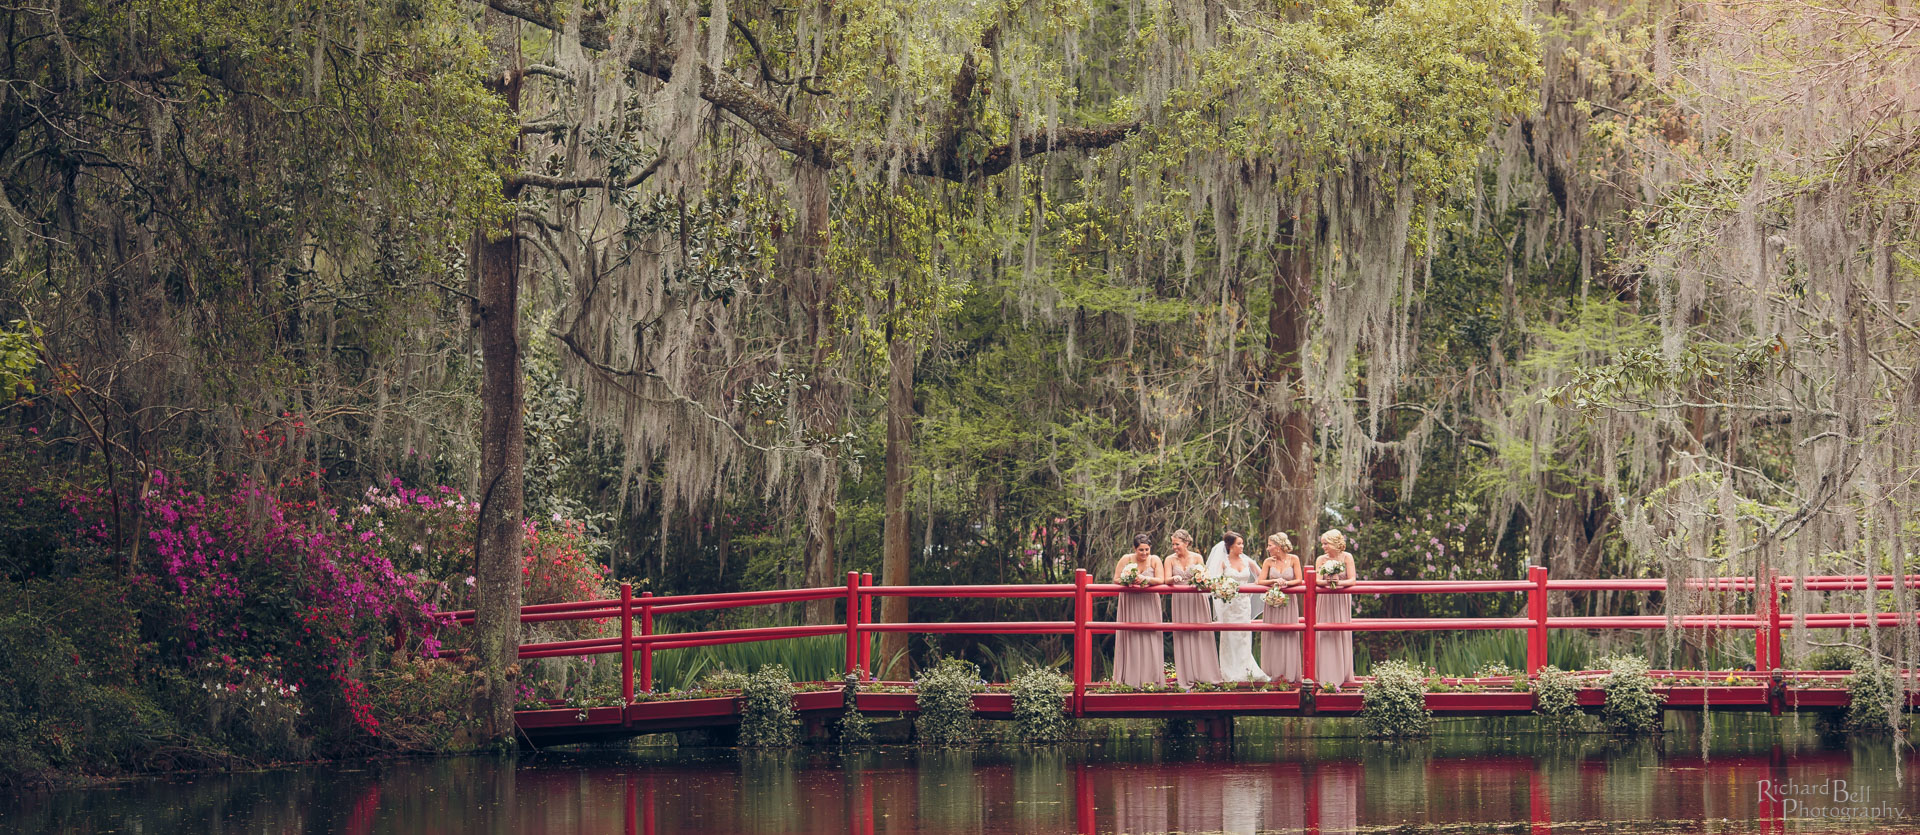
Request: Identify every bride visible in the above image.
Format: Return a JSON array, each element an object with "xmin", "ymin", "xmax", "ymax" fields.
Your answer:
[{"xmin": 1206, "ymin": 531, "xmax": 1271, "ymax": 683}]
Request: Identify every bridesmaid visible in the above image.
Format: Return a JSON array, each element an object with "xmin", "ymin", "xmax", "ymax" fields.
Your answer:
[
  {"xmin": 1314, "ymin": 529, "xmax": 1359, "ymax": 688},
  {"xmin": 1258, "ymin": 532, "xmax": 1304, "ymax": 682},
  {"xmin": 1110, "ymin": 534, "xmax": 1167, "ymax": 687},
  {"xmin": 1164, "ymin": 529, "xmax": 1222, "ymax": 688}
]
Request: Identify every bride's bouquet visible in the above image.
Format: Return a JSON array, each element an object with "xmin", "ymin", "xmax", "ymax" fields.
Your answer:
[
  {"xmin": 1117, "ymin": 565, "xmax": 1148, "ymax": 588},
  {"xmin": 1262, "ymin": 586, "xmax": 1289, "ymax": 607},
  {"xmin": 1208, "ymin": 574, "xmax": 1239, "ymax": 603}
]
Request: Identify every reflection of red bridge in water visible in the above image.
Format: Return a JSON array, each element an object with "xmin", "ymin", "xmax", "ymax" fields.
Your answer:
[
  {"xmin": 378, "ymin": 749, "xmax": 1850, "ymax": 835},
  {"xmin": 438, "ymin": 568, "xmax": 1920, "ymax": 747}
]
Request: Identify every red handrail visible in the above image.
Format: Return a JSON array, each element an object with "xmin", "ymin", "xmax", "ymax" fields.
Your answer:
[{"xmin": 433, "ymin": 570, "xmax": 1920, "ymax": 705}]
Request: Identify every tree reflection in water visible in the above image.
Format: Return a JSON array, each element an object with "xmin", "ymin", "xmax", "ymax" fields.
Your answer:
[{"xmin": 4, "ymin": 720, "xmax": 1916, "ymax": 834}]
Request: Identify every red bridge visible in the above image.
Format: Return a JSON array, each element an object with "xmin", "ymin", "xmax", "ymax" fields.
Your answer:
[{"xmin": 439, "ymin": 567, "xmax": 1910, "ymax": 746}]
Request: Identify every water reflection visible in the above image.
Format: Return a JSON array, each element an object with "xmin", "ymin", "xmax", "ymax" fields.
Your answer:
[{"xmin": 5, "ymin": 719, "xmax": 1917, "ymax": 834}]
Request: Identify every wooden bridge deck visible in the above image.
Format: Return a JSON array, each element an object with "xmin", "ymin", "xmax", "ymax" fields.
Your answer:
[{"xmin": 514, "ymin": 676, "xmax": 1872, "ymax": 746}]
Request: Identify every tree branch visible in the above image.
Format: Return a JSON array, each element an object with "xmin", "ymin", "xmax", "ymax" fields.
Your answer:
[
  {"xmin": 510, "ymin": 154, "xmax": 665, "ymax": 190},
  {"xmin": 481, "ymin": 0, "xmax": 1136, "ymax": 179},
  {"xmin": 907, "ymin": 121, "xmax": 1143, "ymax": 183}
]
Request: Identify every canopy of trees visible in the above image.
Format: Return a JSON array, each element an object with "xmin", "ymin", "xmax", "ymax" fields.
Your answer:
[{"xmin": 3, "ymin": 0, "xmax": 1916, "ymax": 751}]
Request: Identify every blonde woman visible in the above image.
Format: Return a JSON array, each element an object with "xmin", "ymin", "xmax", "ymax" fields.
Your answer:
[
  {"xmin": 1164, "ymin": 529, "xmax": 1222, "ymax": 688},
  {"xmin": 1110, "ymin": 534, "xmax": 1167, "ymax": 687},
  {"xmin": 1258, "ymin": 532, "xmax": 1304, "ymax": 682},
  {"xmin": 1314, "ymin": 529, "xmax": 1359, "ymax": 687}
]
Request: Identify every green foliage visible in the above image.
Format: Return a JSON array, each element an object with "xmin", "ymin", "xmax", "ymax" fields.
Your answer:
[
  {"xmin": 649, "ymin": 635, "xmax": 850, "ymax": 693},
  {"xmin": 699, "ymin": 670, "xmax": 750, "ymax": 693},
  {"xmin": 365, "ymin": 655, "xmax": 481, "ymax": 752},
  {"xmin": 836, "ymin": 674, "xmax": 873, "ymax": 746},
  {"xmin": 1597, "ymin": 655, "xmax": 1664, "ymax": 735},
  {"xmin": 0, "ymin": 579, "xmax": 227, "ymax": 786},
  {"xmin": 1154, "ymin": 0, "xmax": 1538, "ymax": 199},
  {"xmin": 913, "ymin": 658, "xmax": 982, "ymax": 746},
  {"xmin": 1531, "ymin": 666, "xmax": 1584, "ymax": 731},
  {"xmin": 1803, "ymin": 647, "xmax": 1859, "ymax": 672},
  {"xmin": 1010, "ymin": 666, "xmax": 1074, "ymax": 743},
  {"xmin": 738, "ymin": 665, "xmax": 797, "ymax": 748},
  {"xmin": 0, "ymin": 322, "xmax": 36, "ymax": 399},
  {"xmin": 1369, "ymin": 629, "xmax": 1588, "ymax": 677},
  {"xmin": 1842, "ymin": 662, "xmax": 1905, "ymax": 734},
  {"xmin": 1360, "ymin": 660, "xmax": 1432, "ymax": 739}
]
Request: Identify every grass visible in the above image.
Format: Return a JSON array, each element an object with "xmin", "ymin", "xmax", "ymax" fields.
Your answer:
[
  {"xmin": 645, "ymin": 634, "xmax": 870, "ymax": 692},
  {"xmin": 1359, "ymin": 630, "xmax": 1591, "ymax": 677}
]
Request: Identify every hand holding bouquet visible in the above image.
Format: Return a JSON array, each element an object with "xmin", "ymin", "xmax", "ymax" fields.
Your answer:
[
  {"xmin": 1118, "ymin": 565, "xmax": 1147, "ymax": 588},
  {"xmin": 1210, "ymin": 575, "xmax": 1239, "ymax": 603},
  {"xmin": 1262, "ymin": 586, "xmax": 1290, "ymax": 607}
]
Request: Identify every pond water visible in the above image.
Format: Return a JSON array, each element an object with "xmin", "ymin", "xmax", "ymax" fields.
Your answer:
[{"xmin": 8, "ymin": 716, "xmax": 1918, "ymax": 834}]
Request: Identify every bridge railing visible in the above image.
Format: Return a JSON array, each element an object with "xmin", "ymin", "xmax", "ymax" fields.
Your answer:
[{"xmin": 436, "ymin": 568, "xmax": 1919, "ymax": 712}]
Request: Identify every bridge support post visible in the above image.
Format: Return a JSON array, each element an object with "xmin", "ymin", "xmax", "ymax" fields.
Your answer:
[
  {"xmin": 1527, "ymin": 565, "xmax": 1548, "ymax": 675},
  {"xmin": 1072, "ymin": 569, "xmax": 1090, "ymax": 717},
  {"xmin": 1194, "ymin": 715, "xmax": 1234, "ymax": 742},
  {"xmin": 846, "ymin": 571, "xmax": 862, "ymax": 677},
  {"xmin": 1301, "ymin": 566, "xmax": 1318, "ymax": 693},
  {"xmin": 860, "ymin": 573, "xmax": 874, "ymax": 680},
  {"xmin": 639, "ymin": 591, "xmax": 653, "ymax": 693},
  {"xmin": 621, "ymin": 583, "xmax": 634, "ymax": 705}
]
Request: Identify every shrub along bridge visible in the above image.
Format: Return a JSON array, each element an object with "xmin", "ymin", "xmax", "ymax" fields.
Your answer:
[{"xmin": 440, "ymin": 567, "xmax": 1913, "ymax": 746}]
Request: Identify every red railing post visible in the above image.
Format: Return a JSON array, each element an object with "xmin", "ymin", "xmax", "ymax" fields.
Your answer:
[
  {"xmin": 846, "ymin": 571, "xmax": 862, "ymax": 676},
  {"xmin": 1072, "ymin": 568, "xmax": 1090, "ymax": 716},
  {"xmin": 1301, "ymin": 566, "xmax": 1318, "ymax": 688},
  {"xmin": 860, "ymin": 573, "xmax": 874, "ymax": 680},
  {"xmin": 639, "ymin": 591, "xmax": 653, "ymax": 692},
  {"xmin": 1527, "ymin": 565, "xmax": 1548, "ymax": 674},
  {"xmin": 621, "ymin": 582, "xmax": 635, "ymax": 704},
  {"xmin": 1769, "ymin": 571, "xmax": 1785, "ymax": 670}
]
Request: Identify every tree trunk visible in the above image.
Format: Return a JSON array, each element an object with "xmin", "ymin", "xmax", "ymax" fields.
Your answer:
[
  {"xmin": 473, "ymin": 9, "xmax": 526, "ymax": 745},
  {"xmin": 1261, "ymin": 210, "xmax": 1319, "ymax": 545},
  {"xmin": 795, "ymin": 164, "xmax": 842, "ymax": 624},
  {"xmin": 878, "ymin": 297, "xmax": 914, "ymax": 677}
]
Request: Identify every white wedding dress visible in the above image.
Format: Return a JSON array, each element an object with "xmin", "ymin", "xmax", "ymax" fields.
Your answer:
[{"xmin": 1207, "ymin": 544, "xmax": 1271, "ymax": 683}]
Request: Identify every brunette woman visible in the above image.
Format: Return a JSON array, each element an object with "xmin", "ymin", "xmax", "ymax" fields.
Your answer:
[{"xmin": 1110, "ymin": 534, "xmax": 1166, "ymax": 687}]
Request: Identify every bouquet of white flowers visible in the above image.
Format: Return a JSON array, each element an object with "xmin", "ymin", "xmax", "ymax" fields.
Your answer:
[
  {"xmin": 1179, "ymin": 565, "xmax": 1209, "ymax": 585},
  {"xmin": 1320, "ymin": 561, "xmax": 1347, "ymax": 579},
  {"xmin": 1262, "ymin": 586, "xmax": 1289, "ymax": 607},
  {"xmin": 1118, "ymin": 565, "xmax": 1148, "ymax": 588},
  {"xmin": 1210, "ymin": 575, "xmax": 1239, "ymax": 603}
]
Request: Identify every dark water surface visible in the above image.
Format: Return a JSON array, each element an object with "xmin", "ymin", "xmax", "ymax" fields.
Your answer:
[{"xmin": 8, "ymin": 717, "xmax": 1918, "ymax": 833}]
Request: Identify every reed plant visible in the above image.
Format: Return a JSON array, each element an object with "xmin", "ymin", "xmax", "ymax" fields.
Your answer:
[
  {"xmin": 1362, "ymin": 630, "xmax": 1591, "ymax": 677},
  {"xmin": 647, "ymin": 634, "xmax": 858, "ymax": 692}
]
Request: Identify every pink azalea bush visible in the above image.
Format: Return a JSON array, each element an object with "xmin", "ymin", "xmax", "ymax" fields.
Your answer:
[
  {"xmin": 45, "ymin": 454, "xmax": 618, "ymax": 756},
  {"xmin": 68, "ymin": 469, "xmax": 446, "ymax": 739}
]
